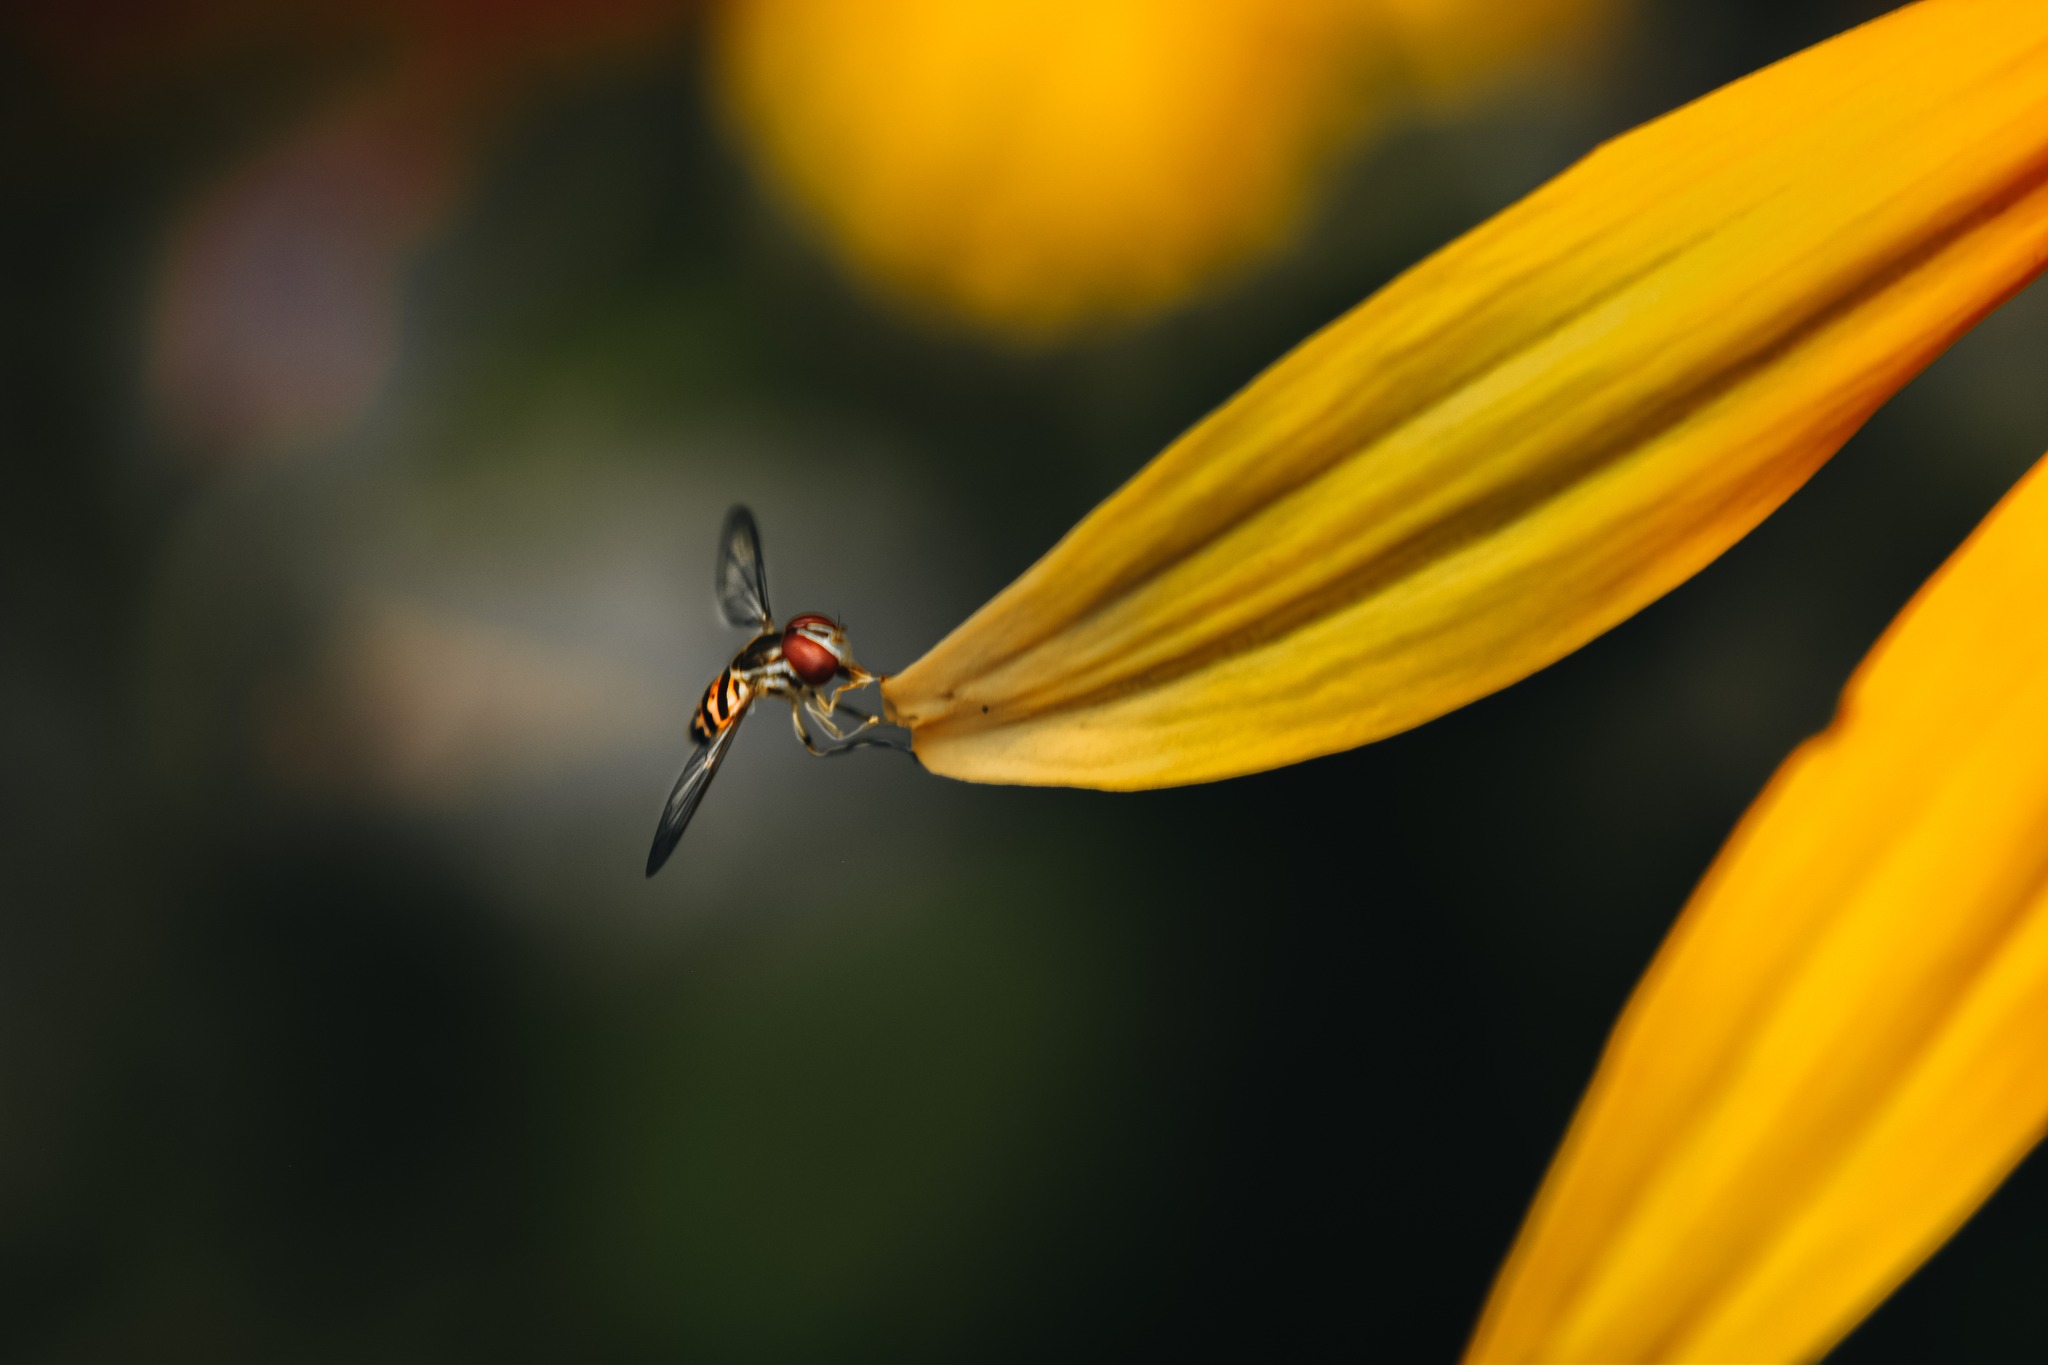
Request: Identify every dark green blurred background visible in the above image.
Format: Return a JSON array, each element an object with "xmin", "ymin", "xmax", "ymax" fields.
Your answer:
[{"xmin": 7, "ymin": 1, "xmax": 2048, "ymax": 1360}]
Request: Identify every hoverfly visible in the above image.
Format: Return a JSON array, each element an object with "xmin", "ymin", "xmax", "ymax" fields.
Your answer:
[{"xmin": 645, "ymin": 505, "xmax": 902, "ymax": 877}]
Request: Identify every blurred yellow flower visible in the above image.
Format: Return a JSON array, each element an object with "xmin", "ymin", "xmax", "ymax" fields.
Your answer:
[
  {"xmin": 1376, "ymin": 0, "xmax": 1615, "ymax": 105},
  {"xmin": 712, "ymin": 0, "xmax": 1609, "ymax": 340},
  {"xmin": 1469, "ymin": 450, "xmax": 2048, "ymax": 1363},
  {"xmin": 885, "ymin": 0, "xmax": 2048, "ymax": 790}
]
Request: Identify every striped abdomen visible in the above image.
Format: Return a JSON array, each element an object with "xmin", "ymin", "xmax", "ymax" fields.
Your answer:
[{"xmin": 691, "ymin": 665, "xmax": 752, "ymax": 742}]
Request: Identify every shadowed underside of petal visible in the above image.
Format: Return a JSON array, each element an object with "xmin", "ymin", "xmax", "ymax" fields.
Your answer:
[
  {"xmin": 884, "ymin": 0, "xmax": 2048, "ymax": 789},
  {"xmin": 1466, "ymin": 453, "xmax": 2048, "ymax": 1363}
]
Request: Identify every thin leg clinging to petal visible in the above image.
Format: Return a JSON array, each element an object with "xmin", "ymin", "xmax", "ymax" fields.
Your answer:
[
  {"xmin": 818, "ymin": 731, "xmax": 913, "ymax": 756},
  {"xmin": 807, "ymin": 695, "xmax": 882, "ymax": 741},
  {"xmin": 798, "ymin": 693, "xmax": 911, "ymax": 755},
  {"xmin": 788, "ymin": 701, "xmax": 830, "ymax": 757},
  {"xmin": 822, "ymin": 668, "xmax": 879, "ymax": 713}
]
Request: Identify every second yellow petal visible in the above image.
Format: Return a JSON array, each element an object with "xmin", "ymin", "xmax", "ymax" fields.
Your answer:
[{"xmin": 1468, "ymin": 446, "xmax": 2048, "ymax": 1363}]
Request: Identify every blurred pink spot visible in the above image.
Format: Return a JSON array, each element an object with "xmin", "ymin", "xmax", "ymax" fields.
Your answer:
[{"xmin": 151, "ymin": 95, "xmax": 462, "ymax": 462}]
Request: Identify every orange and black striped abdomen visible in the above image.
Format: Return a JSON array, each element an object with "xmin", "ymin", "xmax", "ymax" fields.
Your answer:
[{"xmin": 690, "ymin": 666, "xmax": 751, "ymax": 742}]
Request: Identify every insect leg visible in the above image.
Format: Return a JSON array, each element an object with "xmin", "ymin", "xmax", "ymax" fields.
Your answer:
[
  {"xmin": 821, "ymin": 666, "xmax": 880, "ymax": 714},
  {"xmin": 809, "ymin": 697, "xmax": 911, "ymax": 753},
  {"xmin": 788, "ymin": 700, "xmax": 830, "ymax": 757},
  {"xmin": 822, "ymin": 730, "xmax": 913, "ymax": 756},
  {"xmin": 806, "ymin": 694, "xmax": 880, "ymax": 741}
]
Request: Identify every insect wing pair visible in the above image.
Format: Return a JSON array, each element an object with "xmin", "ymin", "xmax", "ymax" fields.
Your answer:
[
  {"xmin": 646, "ymin": 507, "xmax": 769, "ymax": 877},
  {"xmin": 646, "ymin": 506, "xmax": 895, "ymax": 877}
]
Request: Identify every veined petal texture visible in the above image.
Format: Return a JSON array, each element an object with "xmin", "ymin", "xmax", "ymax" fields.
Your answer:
[
  {"xmin": 1469, "ymin": 452, "xmax": 2048, "ymax": 1362},
  {"xmin": 885, "ymin": 0, "xmax": 2048, "ymax": 789}
]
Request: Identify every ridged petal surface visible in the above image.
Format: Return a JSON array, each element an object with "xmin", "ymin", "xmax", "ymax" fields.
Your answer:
[
  {"xmin": 885, "ymin": 0, "xmax": 2048, "ymax": 789},
  {"xmin": 1469, "ymin": 453, "xmax": 2048, "ymax": 1362}
]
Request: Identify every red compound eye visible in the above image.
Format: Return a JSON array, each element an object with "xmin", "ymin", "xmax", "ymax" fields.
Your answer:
[{"xmin": 781, "ymin": 621, "xmax": 841, "ymax": 685}]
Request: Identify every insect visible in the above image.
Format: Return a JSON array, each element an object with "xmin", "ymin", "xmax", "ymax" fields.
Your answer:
[{"xmin": 645, "ymin": 505, "xmax": 901, "ymax": 877}]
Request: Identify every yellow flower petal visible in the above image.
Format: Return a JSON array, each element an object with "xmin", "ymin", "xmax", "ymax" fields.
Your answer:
[
  {"xmin": 713, "ymin": 0, "xmax": 1386, "ymax": 338},
  {"xmin": 884, "ymin": 0, "xmax": 2048, "ymax": 790},
  {"xmin": 1466, "ymin": 450, "xmax": 2048, "ymax": 1363}
]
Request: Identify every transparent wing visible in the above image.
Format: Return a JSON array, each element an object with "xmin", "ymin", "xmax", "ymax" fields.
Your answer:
[
  {"xmin": 645, "ymin": 708, "xmax": 747, "ymax": 877},
  {"xmin": 714, "ymin": 505, "xmax": 772, "ymax": 629}
]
